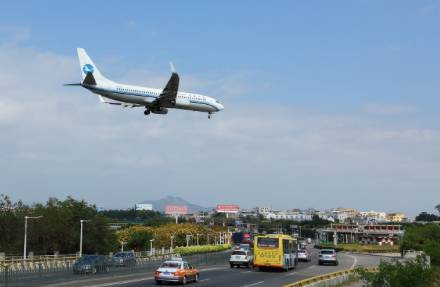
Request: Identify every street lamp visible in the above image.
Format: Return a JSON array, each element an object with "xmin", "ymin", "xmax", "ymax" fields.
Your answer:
[
  {"xmin": 186, "ymin": 234, "xmax": 192, "ymax": 247},
  {"xmin": 170, "ymin": 235, "xmax": 175, "ymax": 251},
  {"xmin": 23, "ymin": 215, "xmax": 43, "ymax": 260},
  {"xmin": 120, "ymin": 241, "xmax": 127, "ymax": 252},
  {"xmin": 150, "ymin": 239, "xmax": 155, "ymax": 256},
  {"xmin": 79, "ymin": 219, "xmax": 90, "ymax": 257}
]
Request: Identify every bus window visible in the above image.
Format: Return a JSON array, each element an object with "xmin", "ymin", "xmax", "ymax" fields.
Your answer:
[{"xmin": 257, "ymin": 237, "xmax": 279, "ymax": 248}]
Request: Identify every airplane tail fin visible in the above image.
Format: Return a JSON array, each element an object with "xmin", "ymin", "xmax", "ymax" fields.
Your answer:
[{"xmin": 77, "ymin": 48, "xmax": 108, "ymax": 84}]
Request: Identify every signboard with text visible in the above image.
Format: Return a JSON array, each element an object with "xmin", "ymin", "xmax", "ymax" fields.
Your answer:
[
  {"xmin": 216, "ymin": 204, "xmax": 240, "ymax": 213},
  {"xmin": 165, "ymin": 205, "xmax": 188, "ymax": 215}
]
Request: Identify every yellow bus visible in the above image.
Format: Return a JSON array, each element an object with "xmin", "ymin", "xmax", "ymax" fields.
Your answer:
[{"xmin": 253, "ymin": 234, "xmax": 298, "ymax": 271}]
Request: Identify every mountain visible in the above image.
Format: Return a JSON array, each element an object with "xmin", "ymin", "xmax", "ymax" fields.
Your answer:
[{"xmin": 140, "ymin": 196, "xmax": 211, "ymax": 213}]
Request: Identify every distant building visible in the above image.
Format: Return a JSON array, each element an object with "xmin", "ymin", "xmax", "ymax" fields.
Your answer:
[
  {"xmin": 264, "ymin": 211, "xmax": 313, "ymax": 221},
  {"xmin": 256, "ymin": 206, "xmax": 272, "ymax": 215},
  {"xmin": 135, "ymin": 203, "xmax": 153, "ymax": 211},
  {"xmin": 332, "ymin": 208, "xmax": 358, "ymax": 223},
  {"xmin": 386, "ymin": 212, "xmax": 406, "ymax": 222},
  {"xmin": 357, "ymin": 210, "xmax": 387, "ymax": 224}
]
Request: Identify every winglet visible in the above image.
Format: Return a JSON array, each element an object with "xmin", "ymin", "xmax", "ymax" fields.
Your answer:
[{"xmin": 170, "ymin": 61, "xmax": 176, "ymax": 74}]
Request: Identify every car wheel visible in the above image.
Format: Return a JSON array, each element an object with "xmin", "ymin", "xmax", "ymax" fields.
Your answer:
[
  {"xmin": 182, "ymin": 276, "xmax": 187, "ymax": 285},
  {"xmin": 194, "ymin": 273, "xmax": 199, "ymax": 282},
  {"xmin": 230, "ymin": 264, "xmax": 234, "ymax": 268},
  {"xmin": 155, "ymin": 280, "xmax": 162, "ymax": 285}
]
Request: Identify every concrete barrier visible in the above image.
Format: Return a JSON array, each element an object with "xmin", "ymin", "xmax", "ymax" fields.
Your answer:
[{"xmin": 283, "ymin": 267, "xmax": 378, "ymax": 287}]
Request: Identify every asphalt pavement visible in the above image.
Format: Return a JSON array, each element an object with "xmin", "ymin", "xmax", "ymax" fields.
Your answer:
[{"xmin": 76, "ymin": 248, "xmax": 387, "ymax": 287}]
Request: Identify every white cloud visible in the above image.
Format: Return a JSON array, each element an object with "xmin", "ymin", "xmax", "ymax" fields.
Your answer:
[{"xmin": 0, "ymin": 38, "xmax": 439, "ymax": 217}]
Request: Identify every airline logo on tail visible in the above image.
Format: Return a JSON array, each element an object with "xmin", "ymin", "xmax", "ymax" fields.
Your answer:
[{"xmin": 82, "ymin": 64, "xmax": 94, "ymax": 74}]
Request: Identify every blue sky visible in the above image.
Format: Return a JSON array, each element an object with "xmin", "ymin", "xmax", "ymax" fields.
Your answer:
[{"xmin": 0, "ymin": 1, "xmax": 439, "ymax": 217}]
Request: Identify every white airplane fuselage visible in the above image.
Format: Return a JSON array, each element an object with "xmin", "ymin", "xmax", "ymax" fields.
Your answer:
[{"xmin": 84, "ymin": 81, "xmax": 224, "ymax": 113}]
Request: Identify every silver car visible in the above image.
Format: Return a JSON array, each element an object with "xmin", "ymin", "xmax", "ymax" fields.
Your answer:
[{"xmin": 318, "ymin": 249, "xmax": 338, "ymax": 265}]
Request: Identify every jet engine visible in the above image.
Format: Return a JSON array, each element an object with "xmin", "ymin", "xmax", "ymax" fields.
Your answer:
[{"xmin": 151, "ymin": 107, "xmax": 168, "ymax": 114}]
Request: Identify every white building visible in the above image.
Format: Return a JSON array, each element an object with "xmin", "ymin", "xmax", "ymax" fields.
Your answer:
[
  {"xmin": 264, "ymin": 211, "xmax": 313, "ymax": 221},
  {"xmin": 135, "ymin": 203, "xmax": 153, "ymax": 211},
  {"xmin": 359, "ymin": 210, "xmax": 387, "ymax": 223}
]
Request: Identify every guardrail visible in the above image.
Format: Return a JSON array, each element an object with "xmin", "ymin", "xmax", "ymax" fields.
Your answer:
[
  {"xmin": 283, "ymin": 267, "xmax": 378, "ymax": 287},
  {"xmin": 0, "ymin": 251, "xmax": 231, "ymax": 287}
]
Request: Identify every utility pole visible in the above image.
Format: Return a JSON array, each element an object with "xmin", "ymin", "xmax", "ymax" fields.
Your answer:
[
  {"xmin": 23, "ymin": 216, "xmax": 43, "ymax": 259},
  {"xmin": 79, "ymin": 219, "xmax": 90, "ymax": 257}
]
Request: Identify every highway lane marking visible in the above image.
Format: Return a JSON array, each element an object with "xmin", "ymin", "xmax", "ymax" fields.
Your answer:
[
  {"xmin": 348, "ymin": 254, "xmax": 358, "ymax": 269},
  {"xmin": 199, "ymin": 278, "xmax": 210, "ymax": 282},
  {"xmin": 242, "ymin": 281, "xmax": 264, "ymax": 287},
  {"xmin": 240, "ymin": 270, "xmax": 252, "ymax": 273}
]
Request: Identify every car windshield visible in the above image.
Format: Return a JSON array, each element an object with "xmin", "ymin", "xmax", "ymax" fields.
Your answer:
[
  {"xmin": 161, "ymin": 262, "xmax": 181, "ymax": 268},
  {"xmin": 232, "ymin": 251, "xmax": 246, "ymax": 256},
  {"xmin": 321, "ymin": 250, "xmax": 335, "ymax": 255}
]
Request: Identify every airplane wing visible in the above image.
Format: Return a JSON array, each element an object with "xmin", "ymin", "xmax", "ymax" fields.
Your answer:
[
  {"xmin": 154, "ymin": 63, "xmax": 180, "ymax": 107},
  {"xmin": 98, "ymin": 96, "xmax": 142, "ymax": 108}
]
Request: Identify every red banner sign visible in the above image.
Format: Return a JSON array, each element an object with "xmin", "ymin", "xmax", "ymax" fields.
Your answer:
[
  {"xmin": 165, "ymin": 205, "xmax": 188, "ymax": 215},
  {"xmin": 216, "ymin": 204, "xmax": 240, "ymax": 213}
]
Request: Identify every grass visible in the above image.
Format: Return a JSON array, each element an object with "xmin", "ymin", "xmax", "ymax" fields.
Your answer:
[{"xmin": 319, "ymin": 243, "xmax": 400, "ymax": 253}]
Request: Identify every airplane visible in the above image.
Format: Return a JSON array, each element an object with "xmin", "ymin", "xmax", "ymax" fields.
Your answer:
[{"xmin": 65, "ymin": 48, "xmax": 224, "ymax": 119}]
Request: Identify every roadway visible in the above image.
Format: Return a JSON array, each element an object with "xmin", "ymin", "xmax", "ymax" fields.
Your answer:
[{"xmin": 76, "ymin": 249, "xmax": 387, "ymax": 287}]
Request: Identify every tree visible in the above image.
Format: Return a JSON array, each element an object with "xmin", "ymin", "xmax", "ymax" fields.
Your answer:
[
  {"xmin": 436, "ymin": 204, "xmax": 440, "ymax": 215},
  {"xmin": 401, "ymin": 224, "xmax": 440, "ymax": 266},
  {"xmin": 0, "ymin": 195, "xmax": 118, "ymax": 255},
  {"xmin": 415, "ymin": 212, "xmax": 440, "ymax": 222}
]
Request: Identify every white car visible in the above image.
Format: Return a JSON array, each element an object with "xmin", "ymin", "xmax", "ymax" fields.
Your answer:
[
  {"xmin": 229, "ymin": 249, "xmax": 253, "ymax": 268},
  {"xmin": 297, "ymin": 249, "xmax": 311, "ymax": 262}
]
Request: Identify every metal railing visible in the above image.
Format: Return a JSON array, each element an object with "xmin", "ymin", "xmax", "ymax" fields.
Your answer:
[{"xmin": 0, "ymin": 251, "xmax": 230, "ymax": 287}]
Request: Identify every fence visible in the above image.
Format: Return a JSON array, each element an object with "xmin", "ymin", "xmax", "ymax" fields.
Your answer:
[{"xmin": 0, "ymin": 251, "xmax": 230, "ymax": 287}]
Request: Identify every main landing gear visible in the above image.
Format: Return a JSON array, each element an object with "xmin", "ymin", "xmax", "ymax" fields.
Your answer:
[
  {"xmin": 144, "ymin": 109, "xmax": 150, "ymax": 116},
  {"xmin": 208, "ymin": 112, "xmax": 212, "ymax": 119}
]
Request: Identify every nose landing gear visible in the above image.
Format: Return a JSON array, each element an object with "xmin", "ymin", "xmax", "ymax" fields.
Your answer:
[{"xmin": 208, "ymin": 112, "xmax": 212, "ymax": 119}]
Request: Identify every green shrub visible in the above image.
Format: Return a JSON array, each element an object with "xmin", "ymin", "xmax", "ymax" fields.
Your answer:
[
  {"xmin": 319, "ymin": 243, "xmax": 400, "ymax": 253},
  {"xmin": 174, "ymin": 244, "xmax": 230, "ymax": 255},
  {"xmin": 356, "ymin": 258, "xmax": 433, "ymax": 287}
]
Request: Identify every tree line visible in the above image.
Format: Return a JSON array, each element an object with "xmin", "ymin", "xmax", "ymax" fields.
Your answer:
[{"xmin": 0, "ymin": 195, "xmax": 117, "ymax": 256}]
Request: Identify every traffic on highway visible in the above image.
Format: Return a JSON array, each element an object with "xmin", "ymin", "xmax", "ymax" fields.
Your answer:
[{"xmin": 1, "ymin": 235, "xmax": 390, "ymax": 287}]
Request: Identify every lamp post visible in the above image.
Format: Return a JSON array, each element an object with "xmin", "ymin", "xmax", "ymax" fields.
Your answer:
[
  {"xmin": 23, "ymin": 215, "xmax": 43, "ymax": 260},
  {"xmin": 170, "ymin": 235, "xmax": 175, "ymax": 252},
  {"xmin": 79, "ymin": 220, "xmax": 90, "ymax": 257},
  {"xmin": 196, "ymin": 234, "xmax": 201, "ymax": 245},
  {"xmin": 150, "ymin": 239, "xmax": 155, "ymax": 256},
  {"xmin": 186, "ymin": 234, "xmax": 192, "ymax": 247},
  {"xmin": 120, "ymin": 241, "xmax": 127, "ymax": 252}
]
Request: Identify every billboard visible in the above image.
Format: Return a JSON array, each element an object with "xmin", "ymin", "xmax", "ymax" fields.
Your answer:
[
  {"xmin": 216, "ymin": 204, "xmax": 240, "ymax": 213},
  {"xmin": 165, "ymin": 205, "xmax": 188, "ymax": 215}
]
